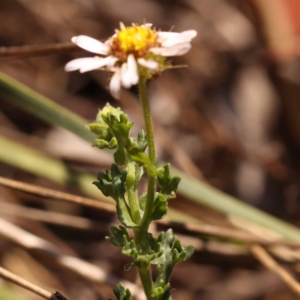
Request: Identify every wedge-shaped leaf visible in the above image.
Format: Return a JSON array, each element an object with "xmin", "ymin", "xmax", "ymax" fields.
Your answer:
[
  {"xmin": 172, "ymin": 239, "xmax": 194, "ymax": 265},
  {"xmin": 136, "ymin": 130, "xmax": 148, "ymax": 152},
  {"xmin": 121, "ymin": 235, "xmax": 138, "ymax": 259},
  {"xmin": 126, "ymin": 142, "xmax": 156, "ymax": 175},
  {"xmin": 151, "ymin": 193, "xmax": 168, "ymax": 221},
  {"xmin": 109, "ymin": 283, "xmax": 132, "ymax": 300},
  {"xmin": 116, "ymin": 196, "xmax": 138, "ymax": 228},
  {"xmin": 157, "ymin": 164, "xmax": 181, "ymax": 196},
  {"xmin": 87, "ymin": 123, "xmax": 114, "ymax": 145},
  {"xmin": 94, "ymin": 164, "xmax": 137, "ymax": 227},
  {"xmin": 151, "ymin": 229, "xmax": 194, "ymax": 299},
  {"xmin": 93, "ymin": 164, "xmax": 126, "ymax": 201},
  {"xmin": 139, "ymin": 193, "xmax": 147, "ymax": 211},
  {"xmin": 152, "ymin": 229, "xmax": 175, "ymax": 287},
  {"xmin": 139, "ymin": 193, "xmax": 168, "ymax": 221},
  {"xmin": 106, "ymin": 226, "xmax": 129, "ymax": 247}
]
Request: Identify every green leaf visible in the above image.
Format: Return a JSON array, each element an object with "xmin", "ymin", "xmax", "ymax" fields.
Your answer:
[
  {"xmin": 109, "ymin": 283, "xmax": 132, "ymax": 300},
  {"xmin": 151, "ymin": 229, "xmax": 194, "ymax": 296},
  {"xmin": 121, "ymin": 235, "xmax": 138, "ymax": 259},
  {"xmin": 172, "ymin": 240, "xmax": 194, "ymax": 265},
  {"xmin": 116, "ymin": 196, "xmax": 138, "ymax": 228},
  {"xmin": 151, "ymin": 193, "xmax": 168, "ymax": 221},
  {"xmin": 106, "ymin": 226, "xmax": 129, "ymax": 247},
  {"xmin": 93, "ymin": 164, "xmax": 138, "ymax": 227},
  {"xmin": 157, "ymin": 164, "xmax": 181, "ymax": 196},
  {"xmin": 136, "ymin": 130, "xmax": 148, "ymax": 152},
  {"xmin": 126, "ymin": 142, "xmax": 156, "ymax": 175},
  {"xmin": 87, "ymin": 122, "xmax": 114, "ymax": 145},
  {"xmin": 140, "ymin": 193, "xmax": 169, "ymax": 221},
  {"xmin": 152, "ymin": 230, "xmax": 175, "ymax": 286},
  {"xmin": 139, "ymin": 193, "xmax": 147, "ymax": 211},
  {"xmin": 94, "ymin": 138, "xmax": 110, "ymax": 149},
  {"xmin": 93, "ymin": 164, "xmax": 126, "ymax": 201}
]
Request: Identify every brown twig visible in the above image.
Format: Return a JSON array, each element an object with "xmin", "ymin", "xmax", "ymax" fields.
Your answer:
[
  {"xmin": 0, "ymin": 265, "xmax": 52, "ymax": 299},
  {"xmin": 157, "ymin": 219, "xmax": 300, "ymax": 248},
  {"xmin": 251, "ymin": 244, "xmax": 300, "ymax": 296},
  {"xmin": 0, "ymin": 202, "xmax": 109, "ymax": 231},
  {"xmin": 0, "ymin": 266, "xmax": 68, "ymax": 299},
  {"xmin": 0, "ymin": 43, "xmax": 78, "ymax": 59},
  {"xmin": 0, "ymin": 176, "xmax": 115, "ymax": 212}
]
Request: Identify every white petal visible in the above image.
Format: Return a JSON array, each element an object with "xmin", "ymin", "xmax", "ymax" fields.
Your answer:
[
  {"xmin": 182, "ymin": 30, "xmax": 197, "ymax": 40},
  {"xmin": 110, "ymin": 69, "xmax": 121, "ymax": 99},
  {"xmin": 83, "ymin": 56, "xmax": 118, "ymax": 72},
  {"xmin": 126, "ymin": 54, "xmax": 139, "ymax": 85},
  {"xmin": 121, "ymin": 63, "xmax": 132, "ymax": 88},
  {"xmin": 150, "ymin": 43, "xmax": 191, "ymax": 56},
  {"xmin": 64, "ymin": 57, "xmax": 105, "ymax": 73},
  {"xmin": 159, "ymin": 30, "xmax": 197, "ymax": 47},
  {"xmin": 65, "ymin": 56, "xmax": 116, "ymax": 73},
  {"xmin": 157, "ymin": 31, "xmax": 180, "ymax": 40},
  {"xmin": 137, "ymin": 58, "xmax": 159, "ymax": 70},
  {"xmin": 105, "ymin": 56, "xmax": 119, "ymax": 70},
  {"xmin": 71, "ymin": 35, "xmax": 109, "ymax": 55}
]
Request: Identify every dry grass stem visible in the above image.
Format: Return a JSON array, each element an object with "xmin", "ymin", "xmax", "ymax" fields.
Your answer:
[
  {"xmin": 0, "ymin": 265, "xmax": 52, "ymax": 299},
  {"xmin": 0, "ymin": 202, "xmax": 108, "ymax": 231},
  {"xmin": 0, "ymin": 43, "xmax": 78, "ymax": 59},
  {"xmin": 251, "ymin": 244, "xmax": 300, "ymax": 296},
  {"xmin": 158, "ymin": 220, "xmax": 300, "ymax": 248},
  {"xmin": 0, "ymin": 176, "xmax": 115, "ymax": 212}
]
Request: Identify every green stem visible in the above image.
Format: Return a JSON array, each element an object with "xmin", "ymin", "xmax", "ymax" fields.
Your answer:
[
  {"xmin": 137, "ymin": 263, "xmax": 156, "ymax": 300},
  {"xmin": 133, "ymin": 78, "xmax": 157, "ymax": 300},
  {"xmin": 126, "ymin": 161, "xmax": 141, "ymax": 224},
  {"xmin": 138, "ymin": 78, "xmax": 157, "ymax": 232}
]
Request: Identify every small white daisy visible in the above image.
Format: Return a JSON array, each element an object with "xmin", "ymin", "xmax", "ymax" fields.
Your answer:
[{"xmin": 65, "ymin": 23, "xmax": 197, "ymax": 99}]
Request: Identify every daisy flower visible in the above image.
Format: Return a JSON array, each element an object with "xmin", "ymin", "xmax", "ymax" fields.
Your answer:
[{"xmin": 65, "ymin": 23, "xmax": 197, "ymax": 99}]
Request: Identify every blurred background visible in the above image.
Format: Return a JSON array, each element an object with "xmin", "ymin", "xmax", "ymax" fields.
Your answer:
[{"xmin": 1, "ymin": 0, "xmax": 300, "ymax": 299}]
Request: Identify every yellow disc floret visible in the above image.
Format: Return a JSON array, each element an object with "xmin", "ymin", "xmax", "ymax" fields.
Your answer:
[{"xmin": 110, "ymin": 24, "xmax": 159, "ymax": 60}]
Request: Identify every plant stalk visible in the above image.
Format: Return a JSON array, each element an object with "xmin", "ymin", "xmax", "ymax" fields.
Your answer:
[
  {"xmin": 133, "ymin": 78, "xmax": 157, "ymax": 300},
  {"xmin": 138, "ymin": 78, "xmax": 156, "ymax": 232},
  {"xmin": 137, "ymin": 263, "xmax": 156, "ymax": 300},
  {"xmin": 126, "ymin": 161, "xmax": 141, "ymax": 224}
]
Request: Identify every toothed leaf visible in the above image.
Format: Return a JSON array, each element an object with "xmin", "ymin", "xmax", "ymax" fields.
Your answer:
[{"xmin": 109, "ymin": 283, "xmax": 132, "ymax": 300}]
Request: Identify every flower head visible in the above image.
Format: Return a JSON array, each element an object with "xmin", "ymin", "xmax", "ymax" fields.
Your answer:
[{"xmin": 65, "ymin": 23, "xmax": 197, "ymax": 99}]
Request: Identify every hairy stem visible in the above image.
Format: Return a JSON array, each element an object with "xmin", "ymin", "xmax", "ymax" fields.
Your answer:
[
  {"xmin": 138, "ymin": 78, "xmax": 156, "ymax": 232},
  {"xmin": 126, "ymin": 161, "xmax": 141, "ymax": 224},
  {"xmin": 137, "ymin": 263, "xmax": 156, "ymax": 300},
  {"xmin": 133, "ymin": 78, "xmax": 157, "ymax": 300}
]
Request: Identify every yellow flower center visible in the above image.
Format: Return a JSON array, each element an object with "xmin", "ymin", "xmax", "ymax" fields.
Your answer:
[{"xmin": 110, "ymin": 24, "xmax": 159, "ymax": 60}]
